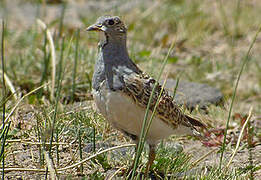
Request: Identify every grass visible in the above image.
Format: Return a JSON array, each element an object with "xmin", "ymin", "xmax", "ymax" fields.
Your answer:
[
  {"xmin": 1, "ymin": 20, "xmax": 7, "ymax": 179},
  {"xmin": 130, "ymin": 39, "xmax": 176, "ymax": 179},
  {"xmin": 219, "ymin": 25, "xmax": 261, "ymax": 170},
  {"xmin": 0, "ymin": 0, "xmax": 261, "ymax": 179}
]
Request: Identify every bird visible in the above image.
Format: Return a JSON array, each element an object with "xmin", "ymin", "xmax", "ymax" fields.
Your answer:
[{"xmin": 86, "ymin": 15, "xmax": 205, "ymax": 175}]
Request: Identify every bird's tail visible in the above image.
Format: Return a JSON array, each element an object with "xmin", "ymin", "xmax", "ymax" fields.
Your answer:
[
  {"xmin": 185, "ymin": 115, "xmax": 206, "ymax": 128},
  {"xmin": 185, "ymin": 115, "xmax": 207, "ymax": 138}
]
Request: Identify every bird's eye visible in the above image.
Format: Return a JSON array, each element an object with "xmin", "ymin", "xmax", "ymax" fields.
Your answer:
[{"xmin": 108, "ymin": 19, "xmax": 114, "ymax": 26}]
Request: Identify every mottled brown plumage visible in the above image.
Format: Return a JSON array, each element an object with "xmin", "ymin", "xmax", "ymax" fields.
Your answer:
[{"xmin": 122, "ymin": 72, "xmax": 205, "ymax": 130}]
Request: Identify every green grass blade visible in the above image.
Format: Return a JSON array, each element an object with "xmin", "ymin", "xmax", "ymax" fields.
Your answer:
[
  {"xmin": 49, "ymin": 36, "xmax": 65, "ymax": 154},
  {"xmin": 219, "ymin": 25, "xmax": 261, "ymax": 169},
  {"xmin": 0, "ymin": 122, "xmax": 11, "ymax": 180},
  {"xmin": 78, "ymin": 128, "xmax": 83, "ymax": 173},
  {"xmin": 55, "ymin": 128, "xmax": 59, "ymax": 166},
  {"xmin": 131, "ymin": 39, "xmax": 176, "ymax": 179},
  {"xmin": 1, "ymin": 19, "xmax": 6, "ymax": 180},
  {"xmin": 92, "ymin": 126, "xmax": 96, "ymax": 152},
  {"xmin": 172, "ymin": 76, "xmax": 180, "ymax": 98},
  {"xmin": 143, "ymin": 78, "xmax": 168, "ymax": 147},
  {"xmin": 38, "ymin": 30, "xmax": 50, "ymax": 99},
  {"xmin": 1, "ymin": 21, "xmax": 5, "ymax": 127},
  {"xmin": 71, "ymin": 29, "xmax": 80, "ymax": 102}
]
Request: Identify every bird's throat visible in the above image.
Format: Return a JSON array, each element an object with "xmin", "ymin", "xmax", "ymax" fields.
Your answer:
[
  {"xmin": 100, "ymin": 33, "xmax": 129, "ymax": 64},
  {"xmin": 98, "ymin": 32, "xmax": 108, "ymax": 48}
]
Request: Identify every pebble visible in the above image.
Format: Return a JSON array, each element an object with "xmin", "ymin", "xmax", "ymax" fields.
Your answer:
[{"xmin": 163, "ymin": 79, "xmax": 224, "ymax": 110}]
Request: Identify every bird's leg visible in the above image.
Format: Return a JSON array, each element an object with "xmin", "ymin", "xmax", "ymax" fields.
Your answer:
[{"xmin": 145, "ymin": 144, "xmax": 156, "ymax": 175}]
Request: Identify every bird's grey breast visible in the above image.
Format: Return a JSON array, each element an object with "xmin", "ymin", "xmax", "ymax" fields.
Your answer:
[
  {"xmin": 92, "ymin": 52, "xmax": 106, "ymax": 91},
  {"xmin": 92, "ymin": 55, "xmax": 136, "ymax": 91}
]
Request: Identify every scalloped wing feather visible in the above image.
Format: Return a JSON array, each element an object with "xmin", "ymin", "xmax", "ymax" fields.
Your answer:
[{"xmin": 122, "ymin": 73, "xmax": 205, "ymax": 130}]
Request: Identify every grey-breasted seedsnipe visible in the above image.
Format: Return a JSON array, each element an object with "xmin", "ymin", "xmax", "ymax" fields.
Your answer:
[{"xmin": 87, "ymin": 16, "xmax": 205, "ymax": 173}]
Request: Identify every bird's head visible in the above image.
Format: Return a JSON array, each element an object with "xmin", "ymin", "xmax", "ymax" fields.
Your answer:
[{"xmin": 86, "ymin": 16, "xmax": 126, "ymax": 36}]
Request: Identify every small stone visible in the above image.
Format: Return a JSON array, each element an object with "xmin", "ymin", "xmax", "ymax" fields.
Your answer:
[
  {"xmin": 83, "ymin": 142, "xmax": 111, "ymax": 153},
  {"xmin": 163, "ymin": 79, "xmax": 224, "ymax": 110},
  {"xmin": 163, "ymin": 142, "xmax": 183, "ymax": 154},
  {"xmin": 109, "ymin": 146, "xmax": 135, "ymax": 161}
]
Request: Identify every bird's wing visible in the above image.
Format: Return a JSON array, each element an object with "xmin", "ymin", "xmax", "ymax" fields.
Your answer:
[{"xmin": 121, "ymin": 72, "xmax": 205, "ymax": 130}]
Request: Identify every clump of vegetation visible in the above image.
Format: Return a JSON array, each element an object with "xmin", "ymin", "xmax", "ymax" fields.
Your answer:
[{"xmin": 0, "ymin": 0, "xmax": 261, "ymax": 179}]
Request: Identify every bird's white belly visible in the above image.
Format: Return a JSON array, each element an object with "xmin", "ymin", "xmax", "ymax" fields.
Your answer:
[{"xmin": 92, "ymin": 85, "xmax": 176, "ymax": 145}]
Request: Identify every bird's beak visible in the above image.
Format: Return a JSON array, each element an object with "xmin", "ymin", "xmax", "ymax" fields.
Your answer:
[{"xmin": 86, "ymin": 24, "xmax": 103, "ymax": 32}]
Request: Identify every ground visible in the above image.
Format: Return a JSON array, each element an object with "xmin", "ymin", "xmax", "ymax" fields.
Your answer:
[{"xmin": 0, "ymin": 0, "xmax": 261, "ymax": 179}]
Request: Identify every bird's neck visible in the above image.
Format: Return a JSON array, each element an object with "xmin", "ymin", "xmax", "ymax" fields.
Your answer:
[
  {"xmin": 93, "ymin": 33, "xmax": 141, "ymax": 91},
  {"xmin": 92, "ymin": 34, "xmax": 129, "ymax": 90},
  {"xmin": 99, "ymin": 33, "xmax": 129, "ymax": 64}
]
